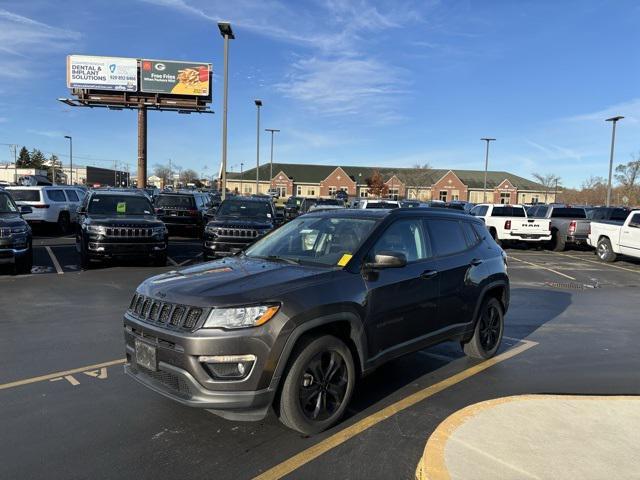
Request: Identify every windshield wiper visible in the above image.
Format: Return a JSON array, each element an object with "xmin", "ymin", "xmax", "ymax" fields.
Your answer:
[{"xmin": 255, "ymin": 255, "xmax": 301, "ymax": 265}]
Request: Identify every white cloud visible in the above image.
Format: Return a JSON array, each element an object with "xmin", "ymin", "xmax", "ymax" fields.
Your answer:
[
  {"xmin": 0, "ymin": 9, "xmax": 80, "ymax": 78},
  {"xmin": 27, "ymin": 129, "xmax": 66, "ymax": 138}
]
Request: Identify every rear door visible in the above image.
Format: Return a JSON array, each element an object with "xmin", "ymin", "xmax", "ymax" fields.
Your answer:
[
  {"xmin": 64, "ymin": 189, "xmax": 81, "ymax": 222},
  {"xmin": 620, "ymin": 213, "xmax": 640, "ymax": 257},
  {"xmin": 426, "ymin": 218, "xmax": 483, "ymax": 332},
  {"xmin": 364, "ymin": 217, "xmax": 439, "ymax": 358}
]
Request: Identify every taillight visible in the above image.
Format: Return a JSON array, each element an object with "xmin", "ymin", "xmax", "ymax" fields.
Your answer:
[
  {"xmin": 32, "ymin": 204, "xmax": 50, "ymax": 209},
  {"xmin": 586, "ymin": 223, "xmax": 591, "ymax": 235},
  {"xmin": 568, "ymin": 220, "xmax": 576, "ymax": 235},
  {"xmin": 504, "ymin": 220, "xmax": 511, "ymax": 230}
]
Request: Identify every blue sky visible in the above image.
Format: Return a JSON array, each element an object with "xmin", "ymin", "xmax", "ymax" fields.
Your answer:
[{"xmin": 0, "ymin": 0, "xmax": 638, "ymax": 187}]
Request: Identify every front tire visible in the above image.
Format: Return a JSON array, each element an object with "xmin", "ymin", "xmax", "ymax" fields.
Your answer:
[
  {"xmin": 14, "ymin": 247, "xmax": 33, "ymax": 275},
  {"xmin": 278, "ymin": 335, "xmax": 355, "ymax": 435},
  {"xmin": 596, "ymin": 238, "xmax": 617, "ymax": 262},
  {"xmin": 57, "ymin": 212, "xmax": 71, "ymax": 235},
  {"xmin": 463, "ymin": 297, "xmax": 504, "ymax": 360}
]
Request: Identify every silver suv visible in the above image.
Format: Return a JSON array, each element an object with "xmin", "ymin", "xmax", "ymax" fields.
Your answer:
[{"xmin": 5, "ymin": 186, "xmax": 85, "ymax": 233}]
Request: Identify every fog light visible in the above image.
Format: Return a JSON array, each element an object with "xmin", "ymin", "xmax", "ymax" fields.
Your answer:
[{"xmin": 198, "ymin": 354, "xmax": 256, "ymax": 380}]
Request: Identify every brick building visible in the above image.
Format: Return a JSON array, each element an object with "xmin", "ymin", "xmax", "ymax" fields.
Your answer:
[{"xmin": 225, "ymin": 163, "xmax": 554, "ymax": 204}]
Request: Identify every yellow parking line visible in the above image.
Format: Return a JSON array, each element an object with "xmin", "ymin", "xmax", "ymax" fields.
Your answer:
[
  {"xmin": 253, "ymin": 339, "xmax": 537, "ymax": 480},
  {"xmin": 556, "ymin": 252, "xmax": 640, "ymax": 274},
  {"xmin": 0, "ymin": 358, "xmax": 125, "ymax": 391},
  {"xmin": 45, "ymin": 246, "xmax": 64, "ymax": 275},
  {"xmin": 508, "ymin": 255, "xmax": 576, "ymax": 280}
]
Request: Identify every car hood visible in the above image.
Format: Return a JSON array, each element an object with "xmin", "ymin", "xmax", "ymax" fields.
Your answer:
[
  {"xmin": 208, "ymin": 218, "xmax": 273, "ymax": 229},
  {"xmin": 138, "ymin": 256, "xmax": 337, "ymax": 307},
  {"xmin": 0, "ymin": 213, "xmax": 27, "ymax": 228},
  {"xmin": 87, "ymin": 214, "xmax": 162, "ymax": 226}
]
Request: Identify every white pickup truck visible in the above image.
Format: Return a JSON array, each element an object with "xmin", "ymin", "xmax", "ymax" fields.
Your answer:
[
  {"xmin": 588, "ymin": 209, "xmax": 640, "ymax": 262},
  {"xmin": 470, "ymin": 204, "xmax": 552, "ymax": 245}
]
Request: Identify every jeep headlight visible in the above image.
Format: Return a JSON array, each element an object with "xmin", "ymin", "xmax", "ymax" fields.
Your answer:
[
  {"xmin": 86, "ymin": 225, "xmax": 106, "ymax": 235},
  {"xmin": 203, "ymin": 305, "xmax": 280, "ymax": 329},
  {"xmin": 11, "ymin": 225, "xmax": 29, "ymax": 234},
  {"xmin": 152, "ymin": 226, "xmax": 166, "ymax": 237},
  {"xmin": 205, "ymin": 225, "xmax": 218, "ymax": 235}
]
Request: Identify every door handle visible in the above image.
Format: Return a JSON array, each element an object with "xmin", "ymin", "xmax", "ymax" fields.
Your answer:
[
  {"xmin": 420, "ymin": 270, "xmax": 438, "ymax": 279},
  {"xmin": 470, "ymin": 258, "xmax": 483, "ymax": 266}
]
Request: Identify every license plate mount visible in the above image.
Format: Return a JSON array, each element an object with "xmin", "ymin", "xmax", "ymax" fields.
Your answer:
[{"xmin": 135, "ymin": 339, "xmax": 157, "ymax": 371}]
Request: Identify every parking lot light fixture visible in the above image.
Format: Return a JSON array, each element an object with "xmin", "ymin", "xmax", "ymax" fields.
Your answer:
[
  {"xmin": 265, "ymin": 128, "xmax": 280, "ymax": 184},
  {"xmin": 605, "ymin": 116, "xmax": 624, "ymax": 207},
  {"xmin": 218, "ymin": 21, "xmax": 234, "ymax": 201},
  {"xmin": 255, "ymin": 100, "xmax": 262, "ymax": 193},
  {"xmin": 64, "ymin": 136, "xmax": 73, "ymax": 185},
  {"xmin": 481, "ymin": 138, "xmax": 496, "ymax": 203},
  {"xmin": 240, "ymin": 162, "xmax": 244, "ymax": 194}
]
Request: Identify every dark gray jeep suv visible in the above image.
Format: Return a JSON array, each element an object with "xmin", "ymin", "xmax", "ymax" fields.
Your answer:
[{"xmin": 124, "ymin": 208, "xmax": 509, "ymax": 434}]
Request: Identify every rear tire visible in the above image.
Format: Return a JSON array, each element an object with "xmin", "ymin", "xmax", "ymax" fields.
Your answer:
[
  {"xmin": 277, "ymin": 335, "xmax": 355, "ymax": 435},
  {"xmin": 550, "ymin": 230, "xmax": 566, "ymax": 252},
  {"xmin": 463, "ymin": 297, "xmax": 504, "ymax": 360},
  {"xmin": 57, "ymin": 212, "xmax": 71, "ymax": 235},
  {"xmin": 596, "ymin": 238, "xmax": 617, "ymax": 262}
]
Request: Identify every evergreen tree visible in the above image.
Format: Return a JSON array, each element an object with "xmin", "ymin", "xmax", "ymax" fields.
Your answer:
[
  {"xmin": 16, "ymin": 147, "xmax": 30, "ymax": 167},
  {"xmin": 29, "ymin": 149, "xmax": 46, "ymax": 169}
]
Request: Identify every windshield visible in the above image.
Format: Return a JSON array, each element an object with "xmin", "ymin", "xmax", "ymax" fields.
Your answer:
[
  {"xmin": 245, "ymin": 216, "xmax": 377, "ymax": 267},
  {"xmin": 7, "ymin": 189, "xmax": 40, "ymax": 202},
  {"xmin": 88, "ymin": 195, "xmax": 154, "ymax": 215},
  {"xmin": 317, "ymin": 199, "xmax": 343, "ymax": 206},
  {"xmin": 217, "ymin": 200, "xmax": 271, "ymax": 218},
  {"xmin": 156, "ymin": 195, "xmax": 195, "ymax": 208},
  {"xmin": 0, "ymin": 193, "xmax": 18, "ymax": 213}
]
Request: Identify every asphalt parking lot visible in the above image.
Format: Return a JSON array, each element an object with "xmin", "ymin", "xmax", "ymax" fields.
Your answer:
[{"xmin": 1, "ymin": 239, "xmax": 640, "ymax": 479}]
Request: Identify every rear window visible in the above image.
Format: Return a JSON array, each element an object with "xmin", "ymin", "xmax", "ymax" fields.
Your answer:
[
  {"xmin": 7, "ymin": 189, "xmax": 40, "ymax": 202},
  {"xmin": 470, "ymin": 205, "xmax": 488, "ymax": 217},
  {"xmin": 365, "ymin": 202, "xmax": 399, "ymax": 209},
  {"xmin": 47, "ymin": 190, "xmax": 67, "ymax": 202},
  {"xmin": 427, "ymin": 219, "xmax": 468, "ymax": 256},
  {"xmin": 550, "ymin": 208, "xmax": 586, "ymax": 218},
  {"xmin": 491, "ymin": 206, "xmax": 526, "ymax": 217},
  {"xmin": 611, "ymin": 209, "xmax": 630, "ymax": 221},
  {"xmin": 217, "ymin": 200, "xmax": 272, "ymax": 218},
  {"xmin": 156, "ymin": 195, "xmax": 195, "ymax": 208}
]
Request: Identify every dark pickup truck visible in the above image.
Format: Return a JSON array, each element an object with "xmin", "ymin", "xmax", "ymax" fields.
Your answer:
[
  {"xmin": 529, "ymin": 205, "xmax": 590, "ymax": 251},
  {"xmin": 125, "ymin": 208, "xmax": 509, "ymax": 434},
  {"xmin": 203, "ymin": 196, "xmax": 277, "ymax": 259},
  {"xmin": 76, "ymin": 190, "xmax": 168, "ymax": 268},
  {"xmin": 154, "ymin": 191, "xmax": 211, "ymax": 237}
]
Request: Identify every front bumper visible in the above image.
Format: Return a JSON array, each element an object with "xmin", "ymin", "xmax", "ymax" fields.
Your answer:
[
  {"xmin": 87, "ymin": 241, "xmax": 167, "ymax": 258},
  {"xmin": 0, "ymin": 246, "xmax": 29, "ymax": 264},
  {"xmin": 123, "ymin": 313, "xmax": 281, "ymax": 419}
]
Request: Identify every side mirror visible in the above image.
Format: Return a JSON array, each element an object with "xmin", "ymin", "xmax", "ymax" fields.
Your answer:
[
  {"xmin": 76, "ymin": 206, "xmax": 86, "ymax": 215},
  {"xmin": 20, "ymin": 205, "xmax": 33, "ymax": 215},
  {"xmin": 363, "ymin": 251, "xmax": 407, "ymax": 270}
]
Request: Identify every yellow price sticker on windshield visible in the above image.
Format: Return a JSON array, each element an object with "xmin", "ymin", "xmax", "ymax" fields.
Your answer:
[
  {"xmin": 116, "ymin": 202, "xmax": 126, "ymax": 213},
  {"xmin": 337, "ymin": 254, "xmax": 353, "ymax": 267}
]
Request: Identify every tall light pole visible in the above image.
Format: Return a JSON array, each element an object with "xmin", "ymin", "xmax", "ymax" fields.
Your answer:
[
  {"xmin": 254, "ymin": 99, "xmax": 262, "ymax": 194},
  {"xmin": 481, "ymin": 138, "xmax": 496, "ymax": 203},
  {"xmin": 240, "ymin": 162, "xmax": 244, "ymax": 195},
  {"xmin": 605, "ymin": 116, "xmax": 623, "ymax": 207},
  {"xmin": 265, "ymin": 128, "xmax": 280, "ymax": 184},
  {"xmin": 64, "ymin": 135, "xmax": 73, "ymax": 185},
  {"xmin": 218, "ymin": 21, "xmax": 234, "ymax": 201},
  {"xmin": 11, "ymin": 144, "xmax": 17, "ymax": 184}
]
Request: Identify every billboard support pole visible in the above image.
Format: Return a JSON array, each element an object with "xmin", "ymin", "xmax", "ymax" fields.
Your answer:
[{"xmin": 137, "ymin": 106, "xmax": 147, "ymax": 188}]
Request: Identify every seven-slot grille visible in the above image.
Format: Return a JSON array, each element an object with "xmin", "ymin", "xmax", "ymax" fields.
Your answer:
[
  {"xmin": 0, "ymin": 227, "xmax": 11, "ymax": 238},
  {"xmin": 215, "ymin": 228, "xmax": 259, "ymax": 238},
  {"xmin": 128, "ymin": 293, "xmax": 204, "ymax": 331},
  {"xmin": 105, "ymin": 226, "xmax": 153, "ymax": 238}
]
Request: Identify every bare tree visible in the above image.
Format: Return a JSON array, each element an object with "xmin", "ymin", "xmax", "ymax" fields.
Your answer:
[
  {"xmin": 412, "ymin": 162, "xmax": 432, "ymax": 170},
  {"xmin": 532, "ymin": 172, "xmax": 561, "ymax": 203},
  {"xmin": 153, "ymin": 164, "xmax": 172, "ymax": 187},
  {"xmin": 179, "ymin": 169, "xmax": 199, "ymax": 185},
  {"xmin": 614, "ymin": 155, "xmax": 640, "ymax": 190}
]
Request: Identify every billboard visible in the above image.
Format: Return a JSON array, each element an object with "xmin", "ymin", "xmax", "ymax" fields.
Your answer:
[
  {"xmin": 140, "ymin": 60, "xmax": 210, "ymax": 96},
  {"xmin": 67, "ymin": 55, "xmax": 138, "ymax": 92}
]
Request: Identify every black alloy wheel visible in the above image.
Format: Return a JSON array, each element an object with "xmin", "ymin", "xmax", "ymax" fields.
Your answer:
[
  {"xmin": 478, "ymin": 302, "xmax": 501, "ymax": 351},
  {"xmin": 299, "ymin": 350, "xmax": 348, "ymax": 422}
]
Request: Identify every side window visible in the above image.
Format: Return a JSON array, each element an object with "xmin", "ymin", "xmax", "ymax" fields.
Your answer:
[
  {"xmin": 629, "ymin": 214, "xmax": 640, "ymax": 228},
  {"xmin": 470, "ymin": 205, "xmax": 488, "ymax": 217},
  {"xmin": 370, "ymin": 219, "xmax": 431, "ymax": 262},
  {"xmin": 512, "ymin": 207, "xmax": 526, "ymax": 218},
  {"xmin": 65, "ymin": 190, "xmax": 79, "ymax": 202},
  {"xmin": 462, "ymin": 222, "xmax": 481, "ymax": 247},
  {"xmin": 427, "ymin": 219, "xmax": 468, "ymax": 256},
  {"xmin": 47, "ymin": 189, "xmax": 66, "ymax": 202}
]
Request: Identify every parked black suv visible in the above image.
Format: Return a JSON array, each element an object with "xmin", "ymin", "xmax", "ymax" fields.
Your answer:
[
  {"xmin": 154, "ymin": 191, "xmax": 211, "ymax": 236},
  {"xmin": 284, "ymin": 196, "xmax": 303, "ymax": 220},
  {"xmin": 77, "ymin": 191, "xmax": 168, "ymax": 269},
  {"xmin": 203, "ymin": 196, "xmax": 277, "ymax": 259},
  {"xmin": 124, "ymin": 208, "xmax": 508, "ymax": 434},
  {"xmin": 0, "ymin": 190, "xmax": 33, "ymax": 274}
]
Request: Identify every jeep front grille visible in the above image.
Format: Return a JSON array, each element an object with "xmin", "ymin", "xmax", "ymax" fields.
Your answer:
[
  {"xmin": 105, "ymin": 227, "xmax": 153, "ymax": 238},
  {"xmin": 127, "ymin": 294, "xmax": 204, "ymax": 331},
  {"xmin": 216, "ymin": 228, "xmax": 259, "ymax": 238},
  {"xmin": 0, "ymin": 227, "xmax": 11, "ymax": 238}
]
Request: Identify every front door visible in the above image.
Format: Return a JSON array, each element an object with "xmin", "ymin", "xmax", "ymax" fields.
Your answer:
[
  {"xmin": 364, "ymin": 218, "xmax": 439, "ymax": 358},
  {"xmin": 620, "ymin": 212, "xmax": 640, "ymax": 257}
]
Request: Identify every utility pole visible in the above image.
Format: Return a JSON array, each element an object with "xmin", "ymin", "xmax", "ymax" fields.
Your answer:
[
  {"xmin": 265, "ymin": 128, "xmax": 280, "ymax": 183},
  {"xmin": 11, "ymin": 144, "xmax": 17, "ymax": 184},
  {"xmin": 240, "ymin": 162, "xmax": 244, "ymax": 195},
  {"xmin": 218, "ymin": 21, "xmax": 234, "ymax": 201},
  {"xmin": 605, "ymin": 116, "xmax": 624, "ymax": 207},
  {"xmin": 64, "ymin": 136, "xmax": 73, "ymax": 185},
  {"xmin": 168, "ymin": 158, "xmax": 172, "ymax": 189},
  {"xmin": 114, "ymin": 160, "xmax": 117, "ymax": 187},
  {"xmin": 481, "ymin": 138, "xmax": 496, "ymax": 202},
  {"xmin": 137, "ymin": 107, "xmax": 147, "ymax": 188},
  {"xmin": 254, "ymin": 99, "xmax": 262, "ymax": 194}
]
